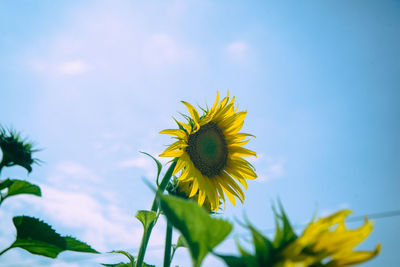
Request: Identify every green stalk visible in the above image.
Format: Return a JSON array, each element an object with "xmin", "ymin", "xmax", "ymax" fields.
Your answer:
[
  {"xmin": 136, "ymin": 161, "xmax": 176, "ymax": 267},
  {"xmin": 163, "ymin": 219, "xmax": 173, "ymax": 267},
  {"xmin": 0, "ymin": 161, "xmax": 5, "ymax": 174}
]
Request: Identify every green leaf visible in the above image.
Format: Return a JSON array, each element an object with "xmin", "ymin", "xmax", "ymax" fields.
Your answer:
[
  {"xmin": 110, "ymin": 250, "xmax": 135, "ymax": 267},
  {"xmin": 139, "ymin": 151, "xmax": 162, "ymax": 185},
  {"xmin": 142, "ymin": 262, "xmax": 155, "ymax": 267},
  {"xmin": 2, "ymin": 179, "xmax": 41, "ymax": 200},
  {"xmin": 8, "ymin": 216, "xmax": 98, "ymax": 258},
  {"xmin": 0, "ymin": 179, "xmax": 13, "ymax": 190},
  {"xmin": 10, "ymin": 216, "xmax": 67, "ymax": 258},
  {"xmin": 102, "ymin": 263, "xmax": 131, "ymax": 267},
  {"xmin": 160, "ymin": 194, "xmax": 232, "ymax": 267},
  {"xmin": 135, "ymin": 210, "xmax": 157, "ymax": 231},
  {"xmin": 65, "ymin": 236, "xmax": 99, "ymax": 253},
  {"xmin": 101, "ymin": 261, "xmax": 155, "ymax": 267}
]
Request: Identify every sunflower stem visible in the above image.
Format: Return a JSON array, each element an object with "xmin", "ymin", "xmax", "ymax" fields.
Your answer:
[
  {"xmin": 163, "ymin": 219, "xmax": 173, "ymax": 267},
  {"xmin": 136, "ymin": 161, "xmax": 176, "ymax": 267}
]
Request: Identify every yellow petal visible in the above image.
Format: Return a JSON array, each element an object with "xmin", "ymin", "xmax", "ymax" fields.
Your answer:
[
  {"xmin": 221, "ymin": 171, "xmax": 245, "ymax": 202},
  {"xmin": 197, "ymin": 189, "xmax": 206, "ymax": 206},
  {"xmin": 189, "ymin": 179, "xmax": 199, "ymax": 197},
  {"xmin": 159, "ymin": 129, "xmax": 187, "ymax": 139},
  {"xmin": 327, "ymin": 243, "xmax": 381, "ymax": 266},
  {"xmin": 229, "ymin": 146, "xmax": 257, "ymax": 157},
  {"xmin": 209, "ymin": 91, "xmax": 220, "ymax": 116},
  {"xmin": 216, "ymin": 174, "xmax": 242, "ymax": 203},
  {"xmin": 178, "ymin": 122, "xmax": 192, "ymax": 135},
  {"xmin": 173, "ymin": 154, "xmax": 189, "ymax": 176},
  {"xmin": 224, "ymin": 166, "xmax": 248, "ymax": 189},
  {"xmin": 162, "ymin": 140, "xmax": 186, "ymax": 154},
  {"xmin": 181, "ymin": 101, "xmax": 200, "ymax": 131},
  {"xmin": 159, "ymin": 149, "xmax": 184, "ymax": 157}
]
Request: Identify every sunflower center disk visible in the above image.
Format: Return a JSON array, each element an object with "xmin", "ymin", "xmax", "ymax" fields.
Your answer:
[{"xmin": 186, "ymin": 122, "xmax": 228, "ymax": 177}]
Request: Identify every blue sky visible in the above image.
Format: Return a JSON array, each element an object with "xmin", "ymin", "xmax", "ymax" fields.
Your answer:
[{"xmin": 1, "ymin": 1, "xmax": 399, "ymax": 266}]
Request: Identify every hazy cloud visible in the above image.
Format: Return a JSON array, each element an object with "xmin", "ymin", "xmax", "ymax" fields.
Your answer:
[{"xmin": 227, "ymin": 41, "xmax": 248, "ymax": 61}]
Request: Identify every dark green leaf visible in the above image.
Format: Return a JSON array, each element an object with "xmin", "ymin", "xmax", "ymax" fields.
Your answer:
[
  {"xmin": 160, "ymin": 194, "xmax": 232, "ymax": 267},
  {"xmin": 0, "ymin": 179, "xmax": 13, "ymax": 190},
  {"xmin": 4, "ymin": 179, "xmax": 41, "ymax": 199},
  {"xmin": 135, "ymin": 210, "xmax": 157, "ymax": 231},
  {"xmin": 102, "ymin": 263, "xmax": 131, "ymax": 267},
  {"xmin": 101, "ymin": 261, "xmax": 155, "ymax": 267},
  {"xmin": 8, "ymin": 216, "xmax": 98, "ymax": 258},
  {"xmin": 65, "ymin": 236, "xmax": 99, "ymax": 253},
  {"xmin": 10, "ymin": 216, "xmax": 66, "ymax": 258}
]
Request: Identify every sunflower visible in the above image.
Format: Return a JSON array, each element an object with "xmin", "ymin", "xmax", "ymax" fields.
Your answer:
[
  {"xmin": 159, "ymin": 92, "xmax": 257, "ymax": 211},
  {"xmin": 280, "ymin": 210, "xmax": 381, "ymax": 267},
  {"xmin": 173, "ymin": 180, "xmax": 215, "ymax": 212}
]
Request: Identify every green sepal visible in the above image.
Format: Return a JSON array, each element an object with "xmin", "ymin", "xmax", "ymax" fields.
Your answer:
[
  {"xmin": 244, "ymin": 218, "xmax": 274, "ymax": 265},
  {"xmin": 135, "ymin": 210, "xmax": 157, "ymax": 231},
  {"xmin": 235, "ymin": 237, "xmax": 258, "ymax": 267},
  {"xmin": 213, "ymin": 253, "xmax": 248, "ymax": 267},
  {"xmin": 272, "ymin": 201, "xmax": 297, "ymax": 248},
  {"xmin": 159, "ymin": 194, "xmax": 232, "ymax": 267}
]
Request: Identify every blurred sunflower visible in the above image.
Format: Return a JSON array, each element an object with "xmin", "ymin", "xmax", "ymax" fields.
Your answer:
[
  {"xmin": 280, "ymin": 209, "xmax": 381, "ymax": 267},
  {"xmin": 159, "ymin": 92, "xmax": 257, "ymax": 211}
]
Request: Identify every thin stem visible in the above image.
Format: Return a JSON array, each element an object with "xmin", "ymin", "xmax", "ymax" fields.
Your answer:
[
  {"xmin": 0, "ymin": 161, "xmax": 5, "ymax": 174},
  {"xmin": 170, "ymin": 248, "xmax": 177, "ymax": 263},
  {"xmin": 136, "ymin": 161, "xmax": 176, "ymax": 267},
  {"xmin": 0, "ymin": 191, "xmax": 5, "ymax": 208},
  {"xmin": 163, "ymin": 219, "xmax": 173, "ymax": 267}
]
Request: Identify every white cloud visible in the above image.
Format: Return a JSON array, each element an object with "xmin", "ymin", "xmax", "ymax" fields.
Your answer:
[
  {"xmin": 142, "ymin": 33, "xmax": 180, "ymax": 66},
  {"xmin": 227, "ymin": 41, "xmax": 248, "ymax": 61},
  {"xmin": 251, "ymin": 153, "xmax": 285, "ymax": 182},
  {"xmin": 27, "ymin": 2, "xmax": 197, "ymax": 82},
  {"xmin": 58, "ymin": 60, "xmax": 89, "ymax": 76},
  {"xmin": 18, "ymin": 184, "xmax": 144, "ymax": 252},
  {"xmin": 51, "ymin": 262, "xmax": 80, "ymax": 267},
  {"xmin": 29, "ymin": 59, "xmax": 89, "ymax": 77},
  {"xmin": 119, "ymin": 153, "xmax": 169, "ymax": 178},
  {"xmin": 50, "ymin": 161, "xmax": 101, "ymax": 184}
]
